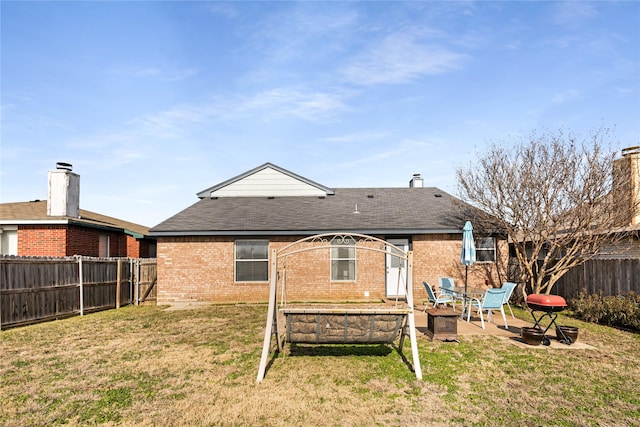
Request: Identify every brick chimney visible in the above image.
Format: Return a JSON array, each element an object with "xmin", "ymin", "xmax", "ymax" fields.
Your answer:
[
  {"xmin": 47, "ymin": 162, "xmax": 80, "ymax": 218},
  {"xmin": 613, "ymin": 147, "xmax": 640, "ymax": 226}
]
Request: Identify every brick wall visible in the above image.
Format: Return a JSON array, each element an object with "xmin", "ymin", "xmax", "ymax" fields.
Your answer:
[
  {"xmin": 136, "ymin": 238, "xmax": 157, "ymax": 258},
  {"xmin": 17, "ymin": 224, "xmax": 146, "ymax": 257},
  {"xmin": 122, "ymin": 235, "xmax": 156, "ymax": 258},
  {"xmin": 412, "ymin": 234, "xmax": 508, "ymax": 298},
  {"xmin": 18, "ymin": 225, "xmax": 67, "ymax": 256},
  {"xmin": 66, "ymin": 226, "xmax": 128, "ymax": 257},
  {"xmin": 65, "ymin": 226, "xmax": 99, "ymax": 256},
  {"xmin": 278, "ymin": 239, "xmax": 386, "ymax": 301},
  {"xmin": 126, "ymin": 235, "xmax": 140, "ymax": 258},
  {"xmin": 156, "ymin": 234, "xmax": 509, "ymax": 304}
]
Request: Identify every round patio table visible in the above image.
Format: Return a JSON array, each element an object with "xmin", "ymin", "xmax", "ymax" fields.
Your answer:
[{"xmin": 453, "ymin": 286, "xmax": 486, "ymax": 320}]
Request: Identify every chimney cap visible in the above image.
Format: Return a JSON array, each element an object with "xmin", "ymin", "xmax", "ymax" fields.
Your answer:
[
  {"xmin": 56, "ymin": 162, "xmax": 73, "ymax": 171},
  {"xmin": 621, "ymin": 146, "xmax": 640, "ymax": 157}
]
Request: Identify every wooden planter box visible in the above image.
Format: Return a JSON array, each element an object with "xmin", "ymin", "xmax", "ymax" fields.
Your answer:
[{"xmin": 426, "ymin": 308, "xmax": 458, "ymax": 341}]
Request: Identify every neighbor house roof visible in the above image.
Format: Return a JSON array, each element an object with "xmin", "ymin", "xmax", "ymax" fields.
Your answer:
[
  {"xmin": 151, "ymin": 187, "xmax": 467, "ymax": 236},
  {"xmin": 0, "ymin": 200, "xmax": 152, "ymax": 238}
]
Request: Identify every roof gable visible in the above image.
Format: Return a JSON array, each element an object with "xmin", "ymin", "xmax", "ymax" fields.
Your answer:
[{"xmin": 196, "ymin": 163, "xmax": 334, "ymax": 199}]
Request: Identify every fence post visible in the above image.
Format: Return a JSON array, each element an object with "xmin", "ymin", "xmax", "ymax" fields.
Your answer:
[
  {"xmin": 135, "ymin": 259, "xmax": 140, "ymax": 306},
  {"xmin": 129, "ymin": 258, "xmax": 133, "ymax": 306},
  {"xmin": 116, "ymin": 259, "xmax": 122, "ymax": 309},
  {"xmin": 78, "ymin": 256, "xmax": 84, "ymax": 316},
  {"xmin": 0, "ymin": 258, "xmax": 3, "ymax": 330}
]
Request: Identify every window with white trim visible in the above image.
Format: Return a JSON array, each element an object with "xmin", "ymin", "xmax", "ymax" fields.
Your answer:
[
  {"xmin": 476, "ymin": 237, "xmax": 496, "ymax": 262},
  {"xmin": 330, "ymin": 237, "xmax": 356, "ymax": 281},
  {"xmin": 0, "ymin": 228, "xmax": 18, "ymax": 255},
  {"xmin": 235, "ymin": 240, "xmax": 269, "ymax": 282}
]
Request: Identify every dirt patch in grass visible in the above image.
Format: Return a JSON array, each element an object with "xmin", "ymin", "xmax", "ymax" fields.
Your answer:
[{"xmin": 1, "ymin": 305, "xmax": 639, "ymax": 426}]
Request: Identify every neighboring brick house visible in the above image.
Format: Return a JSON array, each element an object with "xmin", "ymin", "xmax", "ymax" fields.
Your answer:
[
  {"xmin": 150, "ymin": 163, "xmax": 507, "ymax": 305},
  {"xmin": 0, "ymin": 163, "xmax": 156, "ymax": 258}
]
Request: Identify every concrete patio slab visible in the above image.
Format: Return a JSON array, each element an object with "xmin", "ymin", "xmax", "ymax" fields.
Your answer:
[{"xmin": 413, "ymin": 305, "xmax": 595, "ymax": 349}]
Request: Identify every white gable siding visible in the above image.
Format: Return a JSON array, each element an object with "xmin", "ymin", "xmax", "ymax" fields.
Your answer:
[{"xmin": 211, "ymin": 167, "xmax": 328, "ymax": 197}]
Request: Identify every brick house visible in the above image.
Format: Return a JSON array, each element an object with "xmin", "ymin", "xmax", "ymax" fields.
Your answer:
[
  {"xmin": 150, "ymin": 163, "xmax": 507, "ymax": 305},
  {"xmin": 0, "ymin": 163, "xmax": 156, "ymax": 258}
]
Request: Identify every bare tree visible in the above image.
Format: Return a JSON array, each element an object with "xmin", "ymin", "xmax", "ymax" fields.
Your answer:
[{"xmin": 456, "ymin": 128, "xmax": 638, "ymax": 295}]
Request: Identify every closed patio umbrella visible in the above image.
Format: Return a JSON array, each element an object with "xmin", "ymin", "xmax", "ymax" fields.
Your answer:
[{"xmin": 461, "ymin": 221, "xmax": 476, "ymax": 295}]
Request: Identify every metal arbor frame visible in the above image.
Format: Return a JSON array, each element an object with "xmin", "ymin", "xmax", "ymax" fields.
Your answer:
[{"xmin": 256, "ymin": 233, "xmax": 423, "ymax": 382}]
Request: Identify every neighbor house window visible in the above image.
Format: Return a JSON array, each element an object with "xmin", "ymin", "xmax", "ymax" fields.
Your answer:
[
  {"xmin": 476, "ymin": 237, "xmax": 496, "ymax": 262},
  {"xmin": 99, "ymin": 235, "xmax": 110, "ymax": 257},
  {"xmin": 235, "ymin": 240, "xmax": 269, "ymax": 282},
  {"xmin": 0, "ymin": 228, "xmax": 18, "ymax": 255},
  {"xmin": 331, "ymin": 237, "xmax": 356, "ymax": 281}
]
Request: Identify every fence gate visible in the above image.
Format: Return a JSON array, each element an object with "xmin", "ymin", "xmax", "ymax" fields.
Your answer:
[{"xmin": 135, "ymin": 258, "xmax": 157, "ymax": 304}]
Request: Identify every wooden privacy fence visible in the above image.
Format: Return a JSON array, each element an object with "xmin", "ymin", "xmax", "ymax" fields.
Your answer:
[
  {"xmin": 554, "ymin": 258, "xmax": 640, "ymax": 300},
  {"xmin": 0, "ymin": 256, "xmax": 157, "ymax": 329}
]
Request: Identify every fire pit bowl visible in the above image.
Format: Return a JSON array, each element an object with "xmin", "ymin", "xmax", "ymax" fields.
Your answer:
[
  {"xmin": 556, "ymin": 326, "xmax": 579, "ymax": 343},
  {"xmin": 521, "ymin": 327, "xmax": 544, "ymax": 346}
]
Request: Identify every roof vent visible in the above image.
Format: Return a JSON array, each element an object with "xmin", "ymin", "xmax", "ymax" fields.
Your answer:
[
  {"xmin": 434, "ymin": 194, "xmax": 442, "ymax": 198},
  {"xmin": 409, "ymin": 173, "xmax": 423, "ymax": 188},
  {"xmin": 367, "ymin": 194, "xmax": 374, "ymax": 198},
  {"xmin": 56, "ymin": 162, "xmax": 73, "ymax": 171}
]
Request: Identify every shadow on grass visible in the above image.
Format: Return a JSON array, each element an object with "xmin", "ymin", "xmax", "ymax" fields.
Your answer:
[{"xmin": 288, "ymin": 343, "xmax": 393, "ymax": 357}]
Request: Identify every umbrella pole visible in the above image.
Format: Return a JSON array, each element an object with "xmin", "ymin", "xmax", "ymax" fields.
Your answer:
[
  {"xmin": 464, "ymin": 265, "xmax": 469, "ymax": 317},
  {"xmin": 465, "ymin": 265, "xmax": 468, "ymax": 293}
]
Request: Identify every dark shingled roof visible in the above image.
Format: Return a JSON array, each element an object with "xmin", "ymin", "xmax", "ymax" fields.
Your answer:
[{"xmin": 150, "ymin": 187, "xmax": 467, "ymax": 236}]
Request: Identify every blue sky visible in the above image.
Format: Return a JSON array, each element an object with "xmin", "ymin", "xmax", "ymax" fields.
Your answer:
[{"xmin": 1, "ymin": 1, "xmax": 639, "ymax": 227}]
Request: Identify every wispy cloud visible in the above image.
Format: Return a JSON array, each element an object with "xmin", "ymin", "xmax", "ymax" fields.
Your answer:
[
  {"xmin": 1, "ymin": 95, "xmax": 71, "ymax": 132},
  {"xmin": 108, "ymin": 65, "xmax": 198, "ymax": 82},
  {"xmin": 614, "ymin": 86, "xmax": 638, "ymax": 95},
  {"xmin": 320, "ymin": 131, "xmax": 390, "ymax": 144},
  {"xmin": 551, "ymin": 1, "xmax": 598, "ymax": 27},
  {"xmin": 62, "ymin": 129, "xmax": 156, "ymax": 171},
  {"xmin": 206, "ymin": 3, "xmax": 238, "ymax": 19},
  {"xmin": 341, "ymin": 32, "xmax": 465, "ymax": 85},
  {"xmin": 334, "ymin": 138, "xmax": 434, "ymax": 169},
  {"xmin": 130, "ymin": 105, "xmax": 207, "ymax": 138},
  {"xmin": 130, "ymin": 87, "xmax": 351, "ymax": 137},
  {"xmin": 243, "ymin": 88, "xmax": 350, "ymax": 121},
  {"xmin": 252, "ymin": 5, "xmax": 360, "ymax": 63},
  {"xmin": 552, "ymin": 89, "xmax": 581, "ymax": 104}
]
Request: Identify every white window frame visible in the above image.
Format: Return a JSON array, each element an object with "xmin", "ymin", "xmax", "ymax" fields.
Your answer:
[
  {"xmin": 234, "ymin": 240, "xmax": 269, "ymax": 283},
  {"xmin": 475, "ymin": 236, "xmax": 496, "ymax": 263},
  {"xmin": 0, "ymin": 226, "xmax": 18, "ymax": 255},
  {"xmin": 330, "ymin": 236, "xmax": 356, "ymax": 282}
]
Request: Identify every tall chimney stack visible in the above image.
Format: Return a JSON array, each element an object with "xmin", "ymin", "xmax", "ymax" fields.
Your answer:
[
  {"xmin": 613, "ymin": 147, "xmax": 640, "ymax": 226},
  {"xmin": 47, "ymin": 162, "xmax": 80, "ymax": 218}
]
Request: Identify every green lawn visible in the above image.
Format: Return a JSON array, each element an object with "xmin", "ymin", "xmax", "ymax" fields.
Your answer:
[{"xmin": 1, "ymin": 304, "xmax": 639, "ymax": 426}]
